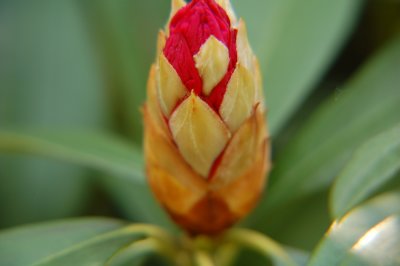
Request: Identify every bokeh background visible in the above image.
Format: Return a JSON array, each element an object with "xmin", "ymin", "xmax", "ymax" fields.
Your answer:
[{"xmin": 1, "ymin": 0, "xmax": 400, "ymax": 257}]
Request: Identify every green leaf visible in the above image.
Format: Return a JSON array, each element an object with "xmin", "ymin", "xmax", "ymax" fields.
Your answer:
[
  {"xmin": 0, "ymin": 218, "xmax": 172, "ymax": 266},
  {"xmin": 31, "ymin": 0, "xmax": 175, "ymax": 221},
  {"xmin": 331, "ymin": 124, "xmax": 400, "ymax": 218},
  {"xmin": 308, "ymin": 192, "xmax": 400, "ymax": 266},
  {"xmin": 339, "ymin": 218, "xmax": 400, "ymax": 266},
  {"xmin": 233, "ymin": 0, "xmax": 363, "ymax": 134},
  {"xmin": 0, "ymin": 218, "xmax": 126, "ymax": 266},
  {"xmin": 0, "ymin": 129, "xmax": 143, "ymax": 180},
  {"xmin": 100, "ymin": 175, "xmax": 175, "ymax": 230},
  {"xmin": 81, "ymin": 0, "xmax": 169, "ymax": 143},
  {"xmin": 0, "ymin": 0, "xmax": 108, "ymax": 226},
  {"xmin": 252, "ymin": 33, "xmax": 400, "ymax": 226},
  {"xmin": 253, "ymin": 191, "xmax": 331, "ymax": 252},
  {"xmin": 0, "ymin": 129, "xmax": 172, "ymax": 227},
  {"xmin": 284, "ymin": 247, "xmax": 309, "ymax": 266}
]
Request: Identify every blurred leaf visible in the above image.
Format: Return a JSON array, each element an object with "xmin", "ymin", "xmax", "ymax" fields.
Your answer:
[
  {"xmin": 339, "ymin": 219, "xmax": 400, "ymax": 266},
  {"xmin": 82, "ymin": 0, "xmax": 169, "ymax": 142},
  {"xmin": 233, "ymin": 0, "xmax": 363, "ymax": 134},
  {"xmin": 79, "ymin": 1, "xmax": 174, "ymax": 227},
  {"xmin": 105, "ymin": 238, "xmax": 166, "ymax": 266},
  {"xmin": 308, "ymin": 192, "xmax": 400, "ymax": 266},
  {"xmin": 0, "ymin": 0, "xmax": 108, "ymax": 226},
  {"xmin": 0, "ymin": 218, "xmax": 159, "ymax": 266},
  {"xmin": 232, "ymin": 245, "xmax": 309, "ymax": 266},
  {"xmin": 251, "ymin": 33, "xmax": 400, "ymax": 227},
  {"xmin": 251, "ymin": 191, "xmax": 331, "ymax": 252},
  {"xmin": 224, "ymin": 228, "xmax": 298, "ymax": 266},
  {"xmin": 0, "ymin": 129, "xmax": 171, "ymax": 227},
  {"xmin": 101, "ymin": 175, "xmax": 174, "ymax": 230},
  {"xmin": 0, "ymin": 129, "xmax": 143, "ymax": 180},
  {"xmin": 285, "ymin": 247, "xmax": 309, "ymax": 266},
  {"xmin": 0, "ymin": 155, "xmax": 91, "ymax": 228},
  {"xmin": 331, "ymin": 124, "xmax": 400, "ymax": 219}
]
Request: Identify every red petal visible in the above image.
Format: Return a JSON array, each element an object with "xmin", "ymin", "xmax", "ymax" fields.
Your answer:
[
  {"xmin": 163, "ymin": 0, "xmax": 237, "ymax": 112},
  {"xmin": 164, "ymin": 33, "xmax": 203, "ymax": 95}
]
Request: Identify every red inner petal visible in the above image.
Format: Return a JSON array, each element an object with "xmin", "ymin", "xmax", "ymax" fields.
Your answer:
[
  {"xmin": 163, "ymin": 0, "xmax": 237, "ymax": 112},
  {"xmin": 164, "ymin": 33, "xmax": 203, "ymax": 95},
  {"xmin": 170, "ymin": 0, "xmax": 231, "ymax": 53}
]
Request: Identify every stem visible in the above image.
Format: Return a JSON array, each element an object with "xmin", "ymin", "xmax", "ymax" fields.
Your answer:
[
  {"xmin": 223, "ymin": 228, "xmax": 297, "ymax": 266},
  {"xmin": 111, "ymin": 224, "xmax": 185, "ymax": 265},
  {"xmin": 119, "ymin": 223, "xmax": 174, "ymax": 243},
  {"xmin": 214, "ymin": 243, "xmax": 238, "ymax": 266},
  {"xmin": 105, "ymin": 238, "xmax": 165, "ymax": 266},
  {"xmin": 193, "ymin": 250, "xmax": 215, "ymax": 266}
]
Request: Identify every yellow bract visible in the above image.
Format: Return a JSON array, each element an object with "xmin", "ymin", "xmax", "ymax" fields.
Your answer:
[
  {"xmin": 253, "ymin": 58, "xmax": 265, "ymax": 110},
  {"xmin": 235, "ymin": 19, "xmax": 265, "ymax": 110},
  {"xmin": 169, "ymin": 93, "xmax": 231, "ymax": 177},
  {"xmin": 212, "ymin": 108, "xmax": 262, "ymax": 187},
  {"xmin": 219, "ymin": 64, "xmax": 255, "ymax": 132},
  {"xmin": 157, "ymin": 54, "xmax": 187, "ymax": 117},
  {"xmin": 156, "ymin": 31, "xmax": 166, "ymax": 59},
  {"xmin": 237, "ymin": 19, "xmax": 254, "ymax": 71},
  {"xmin": 171, "ymin": 0, "xmax": 186, "ymax": 13},
  {"xmin": 194, "ymin": 36, "xmax": 230, "ymax": 96}
]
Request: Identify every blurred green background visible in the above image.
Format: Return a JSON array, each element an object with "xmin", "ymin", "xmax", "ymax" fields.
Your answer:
[{"xmin": 0, "ymin": 0, "xmax": 400, "ymax": 260}]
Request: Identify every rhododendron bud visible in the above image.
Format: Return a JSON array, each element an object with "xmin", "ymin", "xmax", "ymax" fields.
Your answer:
[{"xmin": 144, "ymin": 0, "xmax": 270, "ymax": 235}]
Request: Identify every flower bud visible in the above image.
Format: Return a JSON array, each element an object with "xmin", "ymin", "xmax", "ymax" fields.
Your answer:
[{"xmin": 144, "ymin": 0, "xmax": 270, "ymax": 235}]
